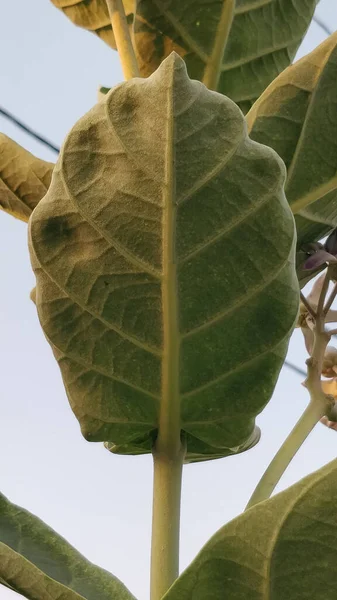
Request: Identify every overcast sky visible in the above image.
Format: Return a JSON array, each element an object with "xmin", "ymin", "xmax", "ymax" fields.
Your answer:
[{"xmin": 1, "ymin": 2, "xmax": 337, "ymax": 599}]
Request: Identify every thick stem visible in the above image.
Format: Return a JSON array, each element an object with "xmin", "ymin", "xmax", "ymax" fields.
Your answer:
[
  {"xmin": 106, "ymin": 0, "xmax": 139, "ymax": 80},
  {"xmin": 202, "ymin": 0, "xmax": 235, "ymax": 90},
  {"xmin": 246, "ymin": 296, "xmax": 332, "ymax": 510},
  {"xmin": 150, "ymin": 441, "xmax": 185, "ymax": 600}
]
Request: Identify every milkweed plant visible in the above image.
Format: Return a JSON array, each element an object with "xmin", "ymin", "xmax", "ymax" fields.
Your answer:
[{"xmin": 1, "ymin": 1, "xmax": 337, "ymax": 599}]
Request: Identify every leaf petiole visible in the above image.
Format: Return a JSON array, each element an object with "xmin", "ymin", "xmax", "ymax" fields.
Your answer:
[{"xmin": 106, "ymin": 0, "xmax": 139, "ymax": 80}]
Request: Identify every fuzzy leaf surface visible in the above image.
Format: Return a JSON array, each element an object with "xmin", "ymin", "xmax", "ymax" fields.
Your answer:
[
  {"xmin": 29, "ymin": 53, "xmax": 298, "ymax": 462},
  {"xmin": 0, "ymin": 134, "xmax": 53, "ymax": 222},
  {"xmin": 164, "ymin": 458, "xmax": 337, "ymax": 600},
  {"xmin": 0, "ymin": 492, "xmax": 136, "ymax": 600},
  {"xmin": 247, "ymin": 33, "xmax": 337, "ymax": 251}
]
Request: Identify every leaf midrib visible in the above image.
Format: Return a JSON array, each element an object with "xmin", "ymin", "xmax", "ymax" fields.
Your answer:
[{"xmin": 158, "ymin": 60, "xmax": 181, "ymax": 453}]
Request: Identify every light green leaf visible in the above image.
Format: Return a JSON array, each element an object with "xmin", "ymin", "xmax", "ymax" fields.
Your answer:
[
  {"xmin": 0, "ymin": 492, "xmax": 136, "ymax": 600},
  {"xmin": 50, "ymin": 0, "xmax": 134, "ymax": 50},
  {"xmin": 28, "ymin": 53, "xmax": 298, "ymax": 462},
  {"xmin": 247, "ymin": 32, "xmax": 337, "ymax": 250},
  {"xmin": 0, "ymin": 134, "xmax": 54, "ymax": 222},
  {"xmin": 164, "ymin": 458, "xmax": 337, "ymax": 600}
]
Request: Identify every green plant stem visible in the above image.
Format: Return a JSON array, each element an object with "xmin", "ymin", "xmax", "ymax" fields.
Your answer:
[
  {"xmin": 106, "ymin": 0, "xmax": 139, "ymax": 80},
  {"xmin": 246, "ymin": 302, "xmax": 333, "ymax": 510},
  {"xmin": 245, "ymin": 399, "xmax": 328, "ymax": 510},
  {"xmin": 202, "ymin": 0, "xmax": 235, "ymax": 90},
  {"xmin": 150, "ymin": 441, "xmax": 185, "ymax": 600}
]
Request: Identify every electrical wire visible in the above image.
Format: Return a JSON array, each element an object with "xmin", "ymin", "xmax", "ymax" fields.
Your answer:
[
  {"xmin": 284, "ymin": 361, "xmax": 306, "ymax": 378},
  {"xmin": 313, "ymin": 15, "xmax": 333, "ymax": 36},
  {"xmin": 0, "ymin": 106, "xmax": 60, "ymax": 154}
]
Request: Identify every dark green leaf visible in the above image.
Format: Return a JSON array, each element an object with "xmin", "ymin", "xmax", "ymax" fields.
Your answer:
[
  {"xmin": 29, "ymin": 53, "xmax": 298, "ymax": 462},
  {"xmin": 134, "ymin": 0, "xmax": 318, "ymax": 112},
  {"xmin": 0, "ymin": 492, "xmax": 136, "ymax": 600},
  {"xmin": 50, "ymin": 0, "xmax": 317, "ymax": 114},
  {"xmin": 164, "ymin": 458, "xmax": 337, "ymax": 600}
]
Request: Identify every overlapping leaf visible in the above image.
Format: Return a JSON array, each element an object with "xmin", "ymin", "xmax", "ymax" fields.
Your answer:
[
  {"xmin": 50, "ymin": 0, "xmax": 318, "ymax": 113},
  {"xmin": 29, "ymin": 53, "xmax": 298, "ymax": 462},
  {"xmin": 164, "ymin": 458, "xmax": 337, "ymax": 600},
  {"xmin": 0, "ymin": 491, "xmax": 136, "ymax": 600},
  {"xmin": 0, "ymin": 134, "xmax": 54, "ymax": 222},
  {"xmin": 50, "ymin": 0, "xmax": 134, "ymax": 49},
  {"xmin": 134, "ymin": 0, "xmax": 318, "ymax": 112},
  {"xmin": 247, "ymin": 33, "xmax": 337, "ymax": 252}
]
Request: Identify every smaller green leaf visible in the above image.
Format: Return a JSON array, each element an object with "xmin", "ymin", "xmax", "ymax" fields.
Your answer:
[
  {"xmin": 0, "ymin": 491, "xmax": 136, "ymax": 600},
  {"xmin": 164, "ymin": 459, "xmax": 337, "ymax": 600},
  {"xmin": 247, "ymin": 33, "xmax": 337, "ymax": 250},
  {"xmin": 0, "ymin": 134, "xmax": 54, "ymax": 222}
]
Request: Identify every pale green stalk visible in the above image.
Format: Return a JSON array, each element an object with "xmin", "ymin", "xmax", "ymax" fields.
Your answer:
[
  {"xmin": 202, "ymin": 0, "xmax": 235, "ymax": 90},
  {"xmin": 245, "ymin": 398, "xmax": 329, "ymax": 510},
  {"xmin": 150, "ymin": 442, "xmax": 185, "ymax": 600},
  {"xmin": 106, "ymin": 0, "xmax": 139, "ymax": 79},
  {"xmin": 246, "ymin": 277, "xmax": 334, "ymax": 510}
]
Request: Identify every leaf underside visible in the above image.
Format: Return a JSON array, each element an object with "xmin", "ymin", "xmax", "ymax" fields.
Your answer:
[
  {"xmin": 0, "ymin": 491, "xmax": 136, "ymax": 600},
  {"xmin": 29, "ymin": 53, "xmax": 298, "ymax": 462},
  {"xmin": 0, "ymin": 134, "xmax": 54, "ymax": 222},
  {"xmin": 247, "ymin": 33, "xmax": 337, "ymax": 251},
  {"xmin": 163, "ymin": 458, "xmax": 337, "ymax": 600},
  {"xmin": 50, "ymin": 0, "xmax": 318, "ymax": 113}
]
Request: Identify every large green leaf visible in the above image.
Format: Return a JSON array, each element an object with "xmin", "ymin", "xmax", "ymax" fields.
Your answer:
[
  {"xmin": 50, "ymin": 0, "xmax": 318, "ymax": 113},
  {"xmin": 247, "ymin": 33, "xmax": 337, "ymax": 250},
  {"xmin": 50, "ymin": 0, "xmax": 134, "ymax": 49},
  {"xmin": 0, "ymin": 134, "xmax": 54, "ymax": 222},
  {"xmin": 0, "ymin": 491, "xmax": 136, "ymax": 600},
  {"xmin": 134, "ymin": 0, "xmax": 318, "ymax": 112},
  {"xmin": 28, "ymin": 53, "xmax": 298, "ymax": 462},
  {"xmin": 164, "ymin": 458, "xmax": 337, "ymax": 600}
]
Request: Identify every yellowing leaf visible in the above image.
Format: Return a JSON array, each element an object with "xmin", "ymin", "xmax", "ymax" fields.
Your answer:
[
  {"xmin": 247, "ymin": 33, "xmax": 337, "ymax": 249},
  {"xmin": 0, "ymin": 134, "xmax": 54, "ymax": 222},
  {"xmin": 50, "ymin": 0, "xmax": 134, "ymax": 49},
  {"xmin": 29, "ymin": 54, "xmax": 298, "ymax": 463}
]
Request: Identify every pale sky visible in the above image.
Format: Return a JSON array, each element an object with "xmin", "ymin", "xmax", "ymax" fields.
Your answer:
[{"xmin": 1, "ymin": 2, "xmax": 337, "ymax": 599}]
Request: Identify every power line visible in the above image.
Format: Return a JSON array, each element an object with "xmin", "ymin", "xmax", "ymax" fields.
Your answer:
[
  {"xmin": 0, "ymin": 106, "xmax": 60, "ymax": 155},
  {"xmin": 313, "ymin": 15, "xmax": 333, "ymax": 36},
  {"xmin": 284, "ymin": 361, "xmax": 306, "ymax": 378}
]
